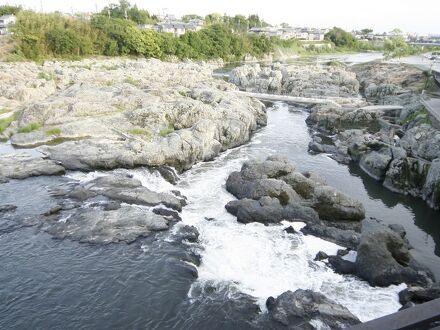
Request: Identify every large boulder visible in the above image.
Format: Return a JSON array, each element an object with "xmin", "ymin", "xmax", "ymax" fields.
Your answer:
[
  {"xmin": 301, "ymin": 222, "xmax": 360, "ymax": 250},
  {"xmin": 67, "ymin": 174, "xmax": 185, "ymax": 211},
  {"xmin": 225, "ymin": 197, "xmax": 319, "ymax": 224},
  {"xmin": 359, "ymin": 148, "xmax": 393, "ymax": 180},
  {"xmin": 355, "ymin": 224, "xmax": 435, "ymax": 287},
  {"xmin": 266, "ymin": 289, "xmax": 360, "ymax": 329},
  {"xmin": 310, "ymin": 186, "xmax": 365, "ymax": 221},
  {"xmin": 0, "ymin": 153, "xmax": 65, "ymax": 179},
  {"xmin": 42, "ymin": 205, "xmax": 170, "ymax": 244},
  {"xmin": 422, "ymin": 158, "xmax": 440, "ymax": 210},
  {"xmin": 400, "ymin": 124, "xmax": 440, "ymax": 161}
]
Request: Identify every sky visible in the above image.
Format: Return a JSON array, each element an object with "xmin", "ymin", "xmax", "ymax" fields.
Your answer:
[{"xmin": 3, "ymin": 0, "xmax": 439, "ymax": 35}]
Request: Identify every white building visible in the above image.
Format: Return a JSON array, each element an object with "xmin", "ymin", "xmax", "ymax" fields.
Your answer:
[
  {"xmin": 0, "ymin": 15, "xmax": 16, "ymax": 35},
  {"xmin": 141, "ymin": 19, "xmax": 203, "ymax": 37}
]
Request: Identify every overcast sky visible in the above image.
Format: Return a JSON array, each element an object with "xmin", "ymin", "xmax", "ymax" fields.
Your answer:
[{"xmin": 4, "ymin": 0, "xmax": 439, "ymax": 34}]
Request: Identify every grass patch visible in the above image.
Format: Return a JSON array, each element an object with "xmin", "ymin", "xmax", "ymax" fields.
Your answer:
[
  {"xmin": 0, "ymin": 108, "xmax": 11, "ymax": 115},
  {"xmin": 45, "ymin": 127, "xmax": 61, "ymax": 136},
  {"xmin": 37, "ymin": 71, "xmax": 55, "ymax": 81},
  {"xmin": 0, "ymin": 114, "xmax": 16, "ymax": 134},
  {"xmin": 325, "ymin": 60, "xmax": 344, "ymax": 67},
  {"xmin": 129, "ymin": 128, "xmax": 152, "ymax": 141},
  {"xmin": 18, "ymin": 122, "xmax": 42, "ymax": 133},
  {"xmin": 159, "ymin": 124, "xmax": 175, "ymax": 137},
  {"xmin": 401, "ymin": 109, "xmax": 431, "ymax": 126},
  {"xmin": 123, "ymin": 77, "xmax": 141, "ymax": 86}
]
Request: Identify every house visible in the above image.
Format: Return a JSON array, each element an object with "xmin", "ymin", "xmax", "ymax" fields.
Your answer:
[
  {"xmin": 141, "ymin": 19, "xmax": 204, "ymax": 37},
  {"xmin": 0, "ymin": 15, "xmax": 16, "ymax": 35}
]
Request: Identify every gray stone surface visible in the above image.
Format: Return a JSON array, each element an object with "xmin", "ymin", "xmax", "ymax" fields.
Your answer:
[
  {"xmin": 266, "ymin": 289, "xmax": 360, "ymax": 329},
  {"xmin": 0, "ymin": 153, "xmax": 65, "ymax": 179}
]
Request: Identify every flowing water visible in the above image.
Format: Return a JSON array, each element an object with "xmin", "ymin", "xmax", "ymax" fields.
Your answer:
[{"xmin": 1, "ymin": 103, "xmax": 440, "ymax": 329}]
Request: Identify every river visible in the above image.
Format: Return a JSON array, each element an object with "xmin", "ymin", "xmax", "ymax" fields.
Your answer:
[{"xmin": 2, "ymin": 102, "xmax": 439, "ymax": 329}]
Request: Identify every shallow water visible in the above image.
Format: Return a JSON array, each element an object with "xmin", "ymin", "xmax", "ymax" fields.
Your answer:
[{"xmin": 1, "ymin": 104, "xmax": 439, "ymax": 329}]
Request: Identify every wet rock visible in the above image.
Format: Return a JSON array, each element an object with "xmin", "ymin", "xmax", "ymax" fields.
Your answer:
[
  {"xmin": 279, "ymin": 171, "xmax": 323, "ymax": 199},
  {"xmin": 398, "ymin": 284, "xmax": 440, "ymax": 305},
  {"xmin": 226, "ymin": 157, "xmax": 300, "ymax": 205},
  {"xmin": 383, "ymin": 157, "xmax": 430, "ymax": 197},
  {"xmin": 301, "ymin": 223, "xmax": 360, "ymax": 250},
  {"xmin": 155, "ymin": 166, "xmax": 179, "ymax": 185},
  {"xmin": 68, "ymin": 175, "xmax": 184, "ymax": 211},
  {"xmin": 102, "ymin": 201, "xmax": 121, "ymax": 211},
  {"xmin": 355, "ymin": 224, "xmax": 435, "ymax": 287},
  {"xmin": 266, "ymin": 289, "xmax": 360, "ymax": 329},
  {"xmin": 314, "ymin": 251, "xmax": 329, "ymax": 261},
  {"xmin": 310, "ymin": 185, "xmax": 365, "ymax": 221},
  {"xmin": 359, "ymin": 148, "xmax": 393, "ymax": 180},
  {"xmin": 283, "ymin": 226, "xmax": 296, "ymax": 234},
  {"xmin": 400, "ymin": 125, "xmax": 440, "ymax": 161},
  {"xmin": 337, "ymin": 249, "xmax": 349, "ymax": 257},
  {"xmin": 43, "ymin": 205, "xmax": 170, "ymax": 244},
  {"xmin": 422, "ymin": 158, "xmax": 440, "ymax": 210},
  {"xmin": 399, "ymin": 301, "xmax": 416, "ymax": 311},
  {"xmin": 0, "ymin": 176, "xmax": 9, "ymax": 184},
  {"xmin": 0, "ymin": 153, "xmax": 65, "ymax": 180},
  {"xmin": 153, "ymin": 208, "xmax": 181, "ymax": 221},
  {"xmin": 0, "ymin": 204, "xmax": 17, "ymax": 213},
  {"xmin": 225, "ymin": 198, "xmax": 319, "ymax": 224},
  {"xmin": 176, "ymin": 225, "xmax": 200, "ymax": 243},
  {"xmin": 328, "ymin": 256, "xmax": 356, "ymax": 275},
  {"xmin": 43, "ymin": 206, "xmax": 62, "ymax": 216}
]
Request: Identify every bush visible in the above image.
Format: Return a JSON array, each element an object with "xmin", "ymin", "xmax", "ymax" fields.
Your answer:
[
  {"xmin": 18, "ymin": 122, "xmax": 41, "ymax": 133},
  {"xmin": 0, "ymin": 114, "xmax": 16, "ymax": 134},
  {"xmin": 159, "ymin": 125, "xmax": 175, "ymax": 137},
  {"xmin": 45, "ymin": 127, "xmax": 61, "ymax": 135},
  {"xmin": 325, "ymin": 27, "xmax": 358, "ymax": 48}
]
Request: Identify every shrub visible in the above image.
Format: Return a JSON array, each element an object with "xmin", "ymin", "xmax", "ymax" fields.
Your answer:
[
  {"xmin": 18, "ymin": 122, "xmax": 41, "ymax": 133},
  {"xmin": 129, "ymin": 128, "xmax": 152, "ymax": 141},
  {"xmin": 0, "ymin": 115, "xmax": 16, "ymax": 134},
  {"xmin": 45, "ymin": 127, "xmax": 61, "ymax": 135},
  {"xmin": 159, "ymin": 124, "xmax": 175, "ymax": 137}
]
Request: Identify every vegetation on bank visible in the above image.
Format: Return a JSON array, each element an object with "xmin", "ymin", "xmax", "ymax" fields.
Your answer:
[{"xmin": 0, "ymin": 2, "xmax": 424, "ymax": 62}]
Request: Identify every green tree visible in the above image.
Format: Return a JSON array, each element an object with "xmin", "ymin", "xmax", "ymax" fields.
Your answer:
[
  {"xmin": 325, "ymin": 27, "xmax": 358, "ymax": 48},
  {"xmin": 0, "ymin": 5, "xmax": 21, "ymax": 16}
]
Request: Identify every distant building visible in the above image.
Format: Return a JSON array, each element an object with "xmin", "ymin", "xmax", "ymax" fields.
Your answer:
[
  {"xmin": 249, "ymin": 26, "xmax": 327, "ymax": 41},
  {"xmin": 140, "ymin": 18, "xmax": 204, "ymax": 37},
  {"xmin": 0, "ymin": 15, "xmax": 16, "ymax": 35}
]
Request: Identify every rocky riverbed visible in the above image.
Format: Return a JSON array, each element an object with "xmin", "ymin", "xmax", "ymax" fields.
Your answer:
[
  {"xmin": 231, "ymin": 61, "xmax": 440, "ymax": 211},
  {"xmin": 1, "ymin": 57, "xmax": 440, "ymax": 329}
]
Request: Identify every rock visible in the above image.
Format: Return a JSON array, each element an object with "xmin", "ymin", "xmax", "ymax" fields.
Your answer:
[
  {"xmin": 43, "ymin": 206, "xmax": 62, "ymax": 216},
  {"xmin": 43, "ymin": 205, "xmax": 170, "ymax": 244},
  {"xmin": 279, "ymin": 171, "xmax": 322, "ymax": 199},
  {"xmin": 359, "ymin": 148, "xmax": 393, "ymax": 180},
  {"xmin": 337, "ymin": 249, "xmax": 349, "ymax": 257},
  {"xmin": 355, "ymin": 224, "xmax": 435, "ymax": 287},
  {"xmin": 231, "ymin": 63, "xmax": 359, "ymax": 98},
  {"xmin": 176, "ymin": 225, "xmax": 200, "ymax": 243},
  {"xmin": 0, "ymin": 204, "xmax": 17, "ymax": 213},
  {"xmin": 0, "ymin": 153, "xmax": 65, "ymax": 180},
  {"xmin": 398, "ymin": 284, "xmax": 440, "ymax": 305},
  {"xmin": 314, "ymin": 251, "xmax": 329, "ymax": 261},
  {"xmin": 68, "ymin": 175, "xmax": 184, "ymax": 211},
  {"xmin": 155, "ymin": 166, "xmax": 179, "ymax": 184},
  {"xmin": 0, "ymin": 176, "xmax": 9, "ymax": 184},
  {"xmin": 283, "ymin": 226, "xmax": 296, "ymax": 234},
  {"xmin": 307, "ymin": 105, "xmax": 378, "ymax": 134},
  {"xmin": 383, "ymin": 157, "xmax": 430, "ymax": 197},
  {"xmin": 422, "ymin": 158, "xmax": 440, "ymax": 210},
  {"xmin": 399, "ymin": 302, "xmax": 416, "ymax": 311},
  {"xmin": 225, "ymin": 198, "xmax": 319, "ymax": 224},
  {"xmin": 400, "ymin": 125, "xmax": 440, "ymax": 161},
  {"xmin": 301, "ymin": 223, "xmax": 360, "ymax": 250},
  {"xmin": 102, "ymin": 201, "xmax": 121, "ymax": 211},
  {"xmin": 152, "ymin": 208, "xmax": 181, "ymax": 221},
  {"xmin": 328, "ymin": 256, "xmax": 357, "ymax": 275},
  {"xmin": 310, "ymin": 185, "xmax": 365, "ymax": 221},
  {"xmin": 266, "ymin": 289, "xmax": 360, "ymax": 329}
]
